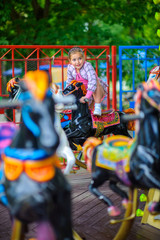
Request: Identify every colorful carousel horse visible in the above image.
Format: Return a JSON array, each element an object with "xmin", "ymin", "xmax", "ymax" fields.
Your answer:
[
  {"xmin": 51, "ymin": 83, "xmax": 76, "ymax": 174},
  {"xmin": 83, "ymin": 80, "xmax": 160, "ymax": 240},
  {"xmin": 0, "ymin": 70, "xmax": 74, "ymax": 240},
  {"xmin": 147, "ymin": 65, "xmax": 160, "ymax": 84},
  {"xmin": 63, "ymin": 80, "xmax": 135, "ymax": 150},
  {"xmin": 6, "ymin": 77, "xmax": 76, "ymax": 175}
]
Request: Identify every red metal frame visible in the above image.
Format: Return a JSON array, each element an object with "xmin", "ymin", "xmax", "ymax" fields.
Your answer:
[{"xmin": 0, "ymin": 45, "xmax": 117, "ymax": 122}]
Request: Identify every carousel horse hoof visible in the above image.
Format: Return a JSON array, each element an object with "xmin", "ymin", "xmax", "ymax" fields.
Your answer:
[
  {"xmin": 148, "ymin": 201, "xmax": 160, "ymax": 214},
  {"xmin": 72, "ymin": 164, "xmax": 80, "ymax": 170},
  {"xmin": 70, "ymin": 170, "xmax": 77, "ymax": 174},
  {"xmin": 107, "ymin": 206, "xmax": 121, "ymax": 216},
  {"xmin": 36, "ymin": 221, "xmax": 56, "ymax": 240},
  {"xmin": 122, "ymin": 198, "xmax": 129, "ymax": 209}
]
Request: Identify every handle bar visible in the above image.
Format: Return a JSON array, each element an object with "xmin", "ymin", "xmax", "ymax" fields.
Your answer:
[{"xmin": 121, "ymin": 112, "xmax": 144, "ymax": 122}]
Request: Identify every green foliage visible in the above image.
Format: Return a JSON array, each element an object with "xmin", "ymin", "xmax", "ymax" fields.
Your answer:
[{"xmin": 0, "ymin": 0, "xmax": 159, "ymax": 46}]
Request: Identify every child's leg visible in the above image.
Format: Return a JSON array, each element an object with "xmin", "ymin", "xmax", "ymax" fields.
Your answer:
[
  {"xmin": 92, "ymin": 80, "xmax": 105, "ymax": 103},
  {"xmin": 92, "ymin": 80, "xmax": 105, "ymax": 116}
]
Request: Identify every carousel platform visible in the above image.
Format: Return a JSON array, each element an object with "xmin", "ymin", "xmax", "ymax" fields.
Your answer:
[{"xmin": 0, "ymin": 169, "xmax": 160, "ymax": 240}]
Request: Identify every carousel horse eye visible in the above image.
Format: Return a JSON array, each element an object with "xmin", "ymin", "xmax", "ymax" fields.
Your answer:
[
  {"xmin": 64, "ymin": 90, "xmax": 69, "ymax": 94},
  {"xmin": 68, "ymin": 85, "xmax": 75, "ymax": 91},
  {"xmin": 150, "ymin": 74, "xmax": 156, "ymax": 79},
  {"xmin": 76, "ymin": 82, "xmax": 83, "ymax": 88}
]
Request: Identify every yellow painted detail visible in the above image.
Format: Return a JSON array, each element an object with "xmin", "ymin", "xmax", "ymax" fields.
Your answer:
[{"xmin": 95, "ymin": 135, "xmax": 136, "ymax": 172}]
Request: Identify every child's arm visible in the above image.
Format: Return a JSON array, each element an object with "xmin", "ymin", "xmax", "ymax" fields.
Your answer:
[
  {"xmin": 66, "ymin": 65, "xmax": 74, "ymax": 86},
  {"xmin": 84, "ymin": 62, "xmax": 97, "ymax": 99}
]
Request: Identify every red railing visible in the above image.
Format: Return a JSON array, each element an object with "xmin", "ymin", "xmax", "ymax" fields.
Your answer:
[{"xmin": 0, "ymin": 45, "xmax": 117, "ymax": 121}]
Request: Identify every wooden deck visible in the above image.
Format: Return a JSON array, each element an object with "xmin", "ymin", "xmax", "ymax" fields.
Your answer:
[{"xmin": 0, "ymin": 169, "xmax": 160, "ymax": 240}]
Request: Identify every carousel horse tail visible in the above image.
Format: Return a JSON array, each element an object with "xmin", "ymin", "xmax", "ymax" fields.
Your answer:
[
  {"xmin": 123, "ymin": 108, "xmax": 135, "ymax": 131},
  {"xmin": 83, "ymin": 137, "xmax": 102, "ymax": 172}
]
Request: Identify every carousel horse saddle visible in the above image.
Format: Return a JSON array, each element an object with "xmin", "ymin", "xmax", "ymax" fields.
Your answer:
[
  {"xmin": 91, "ymin": 110, "xmax": 120, "ymax": 128},
  {"xmin": 95, "ymin": 135, "xmax": 136, "ymax": 186},
  {"xmin": 91, "ymin": 110, "xmax": 120, "ymax": 136}
]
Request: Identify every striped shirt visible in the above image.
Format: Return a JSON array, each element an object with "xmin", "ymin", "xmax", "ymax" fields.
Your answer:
[{"xmin": 67, "ymin": 61, "xmax": 108, "ymax": 99}]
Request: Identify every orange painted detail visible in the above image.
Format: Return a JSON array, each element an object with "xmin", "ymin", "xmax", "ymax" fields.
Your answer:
[
  {"xmin": 6, "ymin": 77, "xmax": 19, "ymax": 92},
  {"xmin": 2, "ymin": 154, "xmax": 60, "ymax": 182},
  {"xmin": 3, "ymin": 156, "xmax": 23, "ymax": 181},
  {"xmin": 24, "ymin": 70, "xmax": 49, "ymax": 101}
]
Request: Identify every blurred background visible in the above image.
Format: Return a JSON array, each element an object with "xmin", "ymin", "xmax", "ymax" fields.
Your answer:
[{"xmin": 0, "ymin": 0, "xmax": 159, "ymax": 112}]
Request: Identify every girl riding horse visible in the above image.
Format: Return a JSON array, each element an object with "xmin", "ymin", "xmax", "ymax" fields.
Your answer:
[{"xmin": 63, "ymin": 80, "xmax": 135, "ymax": 150}]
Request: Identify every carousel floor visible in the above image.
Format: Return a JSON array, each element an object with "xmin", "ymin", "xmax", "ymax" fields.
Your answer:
[{"xmin": 0, "ymin": 169, "xmax": 160, "ymax": 240}]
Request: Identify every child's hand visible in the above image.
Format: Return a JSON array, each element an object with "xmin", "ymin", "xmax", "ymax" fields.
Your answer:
[{"xmin": 79, "ymin": 96, "xmax": 88, "ymax": 103}]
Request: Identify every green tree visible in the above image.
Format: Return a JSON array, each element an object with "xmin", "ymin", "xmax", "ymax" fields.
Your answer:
[{"xmin": 0, "ymin": 0, "xmax": 159, "ymax": 46}]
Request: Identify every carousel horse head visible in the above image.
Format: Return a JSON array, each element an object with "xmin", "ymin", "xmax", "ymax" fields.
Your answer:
[
  {"xmin": 19, "ymin": 70, "xmax": 59, "ymax": 154},
  {"xmin": 6, "ymin": 77, "xmax": 21, "ymax": 100},
  {"xmin": 63, "ymin": 80, "xmax": 87, "ymax": 100},
  {"xmin": 1, "ymin": 70, "xmax": 74, "ymax": 239},
  {"xmin": 147, "ymin": 66, "xmax": 160, "ymax": 84},
  {"xmin": 6, "ymin": 74, "xmax": 77, "ymax": 175},
  {"xmin": 83, "ymin": 79, "xmax": 160, "ymax": 218}
]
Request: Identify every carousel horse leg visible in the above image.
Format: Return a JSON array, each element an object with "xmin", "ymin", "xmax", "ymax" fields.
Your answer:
[
  {"xmin": 111, "ymin": 188, "xmax": 138, "ymax": 240},
  {"xmin": 49, "ymin": 170, "xmax": 74, "ymax": 240},
  {"xmin": 148, "ymin": 201, "xmax": 160, "ymax": 213},
  {"xmin": 89, "ymin": 169, "xmax": 121, "ymax": 216},
  {"xmin": 61, "ymin": 146, "xmax": 76, "ymax": 175},
  {"xmin": 110, "ymin": 188, "xmax": 138, "ymax": 224},
  {"xmin": 55, "ymin": 113, "xmax": 76, "ymax": 174},
  {"xmin": 11, "ymin": 219, "xmax": 28, "ymax": 240},
  {"xmin": 73, "ymin": 230, "xmax": 83, "ymax": 240},
  {"xmin": 142, "ymin": 189, "xmax": 160, "ymax": 229},
  {"xmin": 109, "ymin": 181, "xmax": 129, "ymax": 208}
]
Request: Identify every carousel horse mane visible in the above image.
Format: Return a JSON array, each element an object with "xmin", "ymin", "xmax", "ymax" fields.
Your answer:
[
  {"xmin": 83, "ymin": 79, "xmax": 160, "ymax": 222},
  {"xmin": 63, "ymin": 80, "xmax": 135, "ymax": 150}
]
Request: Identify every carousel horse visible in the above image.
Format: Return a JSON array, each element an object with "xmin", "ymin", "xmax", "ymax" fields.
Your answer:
[
  {"xmin": 147, "ymin": 65, "xmax": 160, "ymax": 84},
  {"xmin": 0, "ymin": 70, "xmax": 74, "ymax": 240},
  {"xmin": 63, "ymin": 80, "xmax": 135, "ymax": 150},
  {"xmin": 7, "ymin": 77, "xmax": 76, "ymax": 175},
  {"xmin": 51, "ymin": 83, "xmax": 76, "ymax": 174},
  {"xmin": 83, "ymin": 80, "xmax": 160, "ymax": 239}
]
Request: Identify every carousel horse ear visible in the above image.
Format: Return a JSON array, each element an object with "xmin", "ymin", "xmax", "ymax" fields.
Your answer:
[{"xmin": 75, "ymin": 82, "xmax": 83, "ymax": 88}]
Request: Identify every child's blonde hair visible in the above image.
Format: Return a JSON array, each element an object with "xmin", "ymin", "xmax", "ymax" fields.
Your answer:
[{"xmin": 68, "ymin": 47, "xmax": 84, "ymax": 60}]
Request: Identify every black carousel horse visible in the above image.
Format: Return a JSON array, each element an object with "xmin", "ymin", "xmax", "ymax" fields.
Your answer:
[
  {"xmin": 83, "ymin": 80, "xmax": 160, "ymax": 239},
  {"xmin": 0, "ymin": 71, "xmax": 74, "ymax": 240},
  {"xmin": 63, "ymin": 80, "xmax": 135, "ymax": 150}
]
